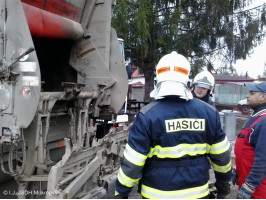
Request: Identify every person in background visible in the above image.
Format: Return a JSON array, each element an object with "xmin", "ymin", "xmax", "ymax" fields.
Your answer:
[
  {"xmin": 234, "ymin": 82, "xmax": 266, "ymax": 199},
  {"xmin": 192, "ymin": 71, "xmax": 215, "ymax": 107},
  {"xmin": 114, "ymin": 51, "xmax": 231, "ymax": 199}
]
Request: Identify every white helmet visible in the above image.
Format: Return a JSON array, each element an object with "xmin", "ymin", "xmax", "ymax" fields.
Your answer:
[
  {"xmin": 150, "ymin": 51, "xmax": 192, "ymax": 100},
  {"xmin": 193, "ymin": 71, "xmax": 215, "ymax": 92},
  {"xmin": 156, "ymin": 51, "xmax": 191, "ymax": 85}
]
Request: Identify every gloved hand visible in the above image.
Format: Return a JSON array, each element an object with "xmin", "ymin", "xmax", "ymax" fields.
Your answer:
[
  {"xmin": 114, "ymin": 191, "xmax": 128, "ymax": 199},
  {"xmin": 232, "ymin": 168, "xmax": 238, "ymax": 185},
  {"xmin": 215, "ymin": 181, "xmax": 231, "ymax": 199},
  {"xmin": 236, "ymin": 183, "xmax": 254, "ymax": 199}
]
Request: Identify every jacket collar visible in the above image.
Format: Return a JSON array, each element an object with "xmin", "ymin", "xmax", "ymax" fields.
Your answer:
[{"xmin": 252, "ymin": 103, "xmax": 266, "ymax": 117}]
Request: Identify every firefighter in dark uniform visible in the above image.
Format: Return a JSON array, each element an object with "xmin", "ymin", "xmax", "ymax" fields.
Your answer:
[
  {"xmin": 234, "ymin": 82, "xmax": 266, "ymax": 199},
  {"xmin": 192, "ymin": 71, "xmax": 215, "ymax": 107},
  {"xmin": 115, "ymin": 51, "xmax": 232, "ymax": 199}
]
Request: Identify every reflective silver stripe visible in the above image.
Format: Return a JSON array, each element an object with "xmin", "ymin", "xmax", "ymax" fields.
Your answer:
[
  {"xmin": 211, "ymin": 160, "xmax": 231, "ymax": 173},
  {"xmin": 124, "ymin": 144, "xmax": 147, "ymax": 166},
  {"xmin": 207, "ymin": 137, "xmax": 230, "ymax": 154},
  {"xmin": 117, "ymin": 167, "xmax": 136, "ymax": 187},
  {"xmin": 148, "ymin": 143, "xmax": 207, "ymax": 158},
  {"xmin": 141, "ymin": 183, "xmax": 209, "ymax": 199}
]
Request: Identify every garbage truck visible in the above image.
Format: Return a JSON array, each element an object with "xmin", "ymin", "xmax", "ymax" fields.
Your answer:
[{"xmin": 0, "ymin": 0, "xmax": 128, "ymax": 198}]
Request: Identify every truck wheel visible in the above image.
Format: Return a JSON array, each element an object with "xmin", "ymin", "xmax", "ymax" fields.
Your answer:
[{"xmin": 240, "ymin": 105, "xmax": 250, "ymax": 115}]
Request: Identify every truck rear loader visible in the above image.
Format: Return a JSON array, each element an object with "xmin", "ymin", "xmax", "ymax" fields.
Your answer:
[{"xmin": 0, "ymin": 0, "xmax": 128, "ymax": 198}]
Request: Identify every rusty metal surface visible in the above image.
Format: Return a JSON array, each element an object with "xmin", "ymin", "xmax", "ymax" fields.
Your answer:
[
  {"xmin": 21, "ymin": 0, "xmax": 86, "ymax": 22},
  {"xmin": 22, "ymin": 3, "xmax": 84, "ymax": 39}
]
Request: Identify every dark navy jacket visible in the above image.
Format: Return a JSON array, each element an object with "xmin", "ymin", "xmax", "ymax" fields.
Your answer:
[{"xmin": 116, "ymin": 96, "xmax": 231, "ymax": 199}]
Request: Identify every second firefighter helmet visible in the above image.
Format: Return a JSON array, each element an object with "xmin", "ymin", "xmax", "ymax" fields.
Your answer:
[
  {"xmin": 193, "ymin": 71, "xmax": 215, "ymax": 93},
  {"xmin": 150, "ymin": 51, "xmax": 192, "ymax": 100}
]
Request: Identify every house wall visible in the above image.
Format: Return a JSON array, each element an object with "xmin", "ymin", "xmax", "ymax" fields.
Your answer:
[
  {"xmin": 131, "ymin": 87, "xmax": 145, "ymax": 102},
  {"xmin": 215, "ymin": 84, "xmax": 249, "ymax": 105}
]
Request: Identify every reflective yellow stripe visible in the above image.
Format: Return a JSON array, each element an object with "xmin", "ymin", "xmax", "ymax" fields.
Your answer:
[
  {"xmin": 124, "ymin": 144, "xmax": 147, "ymax": 166},
  {"xmin": 207, "ymin": 137, "xmax": 230, "ymax": 154},
  {"xmin": 141, "ymin": 182, "xmax": 209, "ymax": 199},
  {"xmin": 211, "ymin": 160, "xmax": 232, "ymax": 173},
  {"xmin": 148, "ymin": 143, "xmax": 207, "ymax": 158},
  {"xmin": 117, "ymin": 167, "xmax": 139, "ymax": 187}
]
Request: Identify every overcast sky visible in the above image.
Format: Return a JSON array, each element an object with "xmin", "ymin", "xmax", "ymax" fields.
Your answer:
[
  {"xmin": 234, "ymin": 38, "xmax": 266, "ymax": 78},
  {"xmin": 233, "ymin": 0, "xmax": 266, "ymax": 79}
]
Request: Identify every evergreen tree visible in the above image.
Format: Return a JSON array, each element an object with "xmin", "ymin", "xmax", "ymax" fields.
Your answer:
[{"xmin": 112, "ymin": 0, "xmax": 266, "ymax": 102}]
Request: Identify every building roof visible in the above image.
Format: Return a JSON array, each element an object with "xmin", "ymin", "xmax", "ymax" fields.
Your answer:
[
  {"xmin": 213, "ymin": 74, "xmax": 257, "ymax": 84},
  {"xmin": 130, "ymin": 81, "xmax": 144, "ymax": 87}
]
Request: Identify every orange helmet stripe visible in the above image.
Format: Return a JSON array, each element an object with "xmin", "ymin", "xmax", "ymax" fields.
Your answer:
[
  {"xmin": 157, "ymin": 66, "xmax": 170, "ymax": 74},
  {"xmin": 174, "ymin": 66, "xmax": 189, "ymax": 75},
  {"xmin": 157, "ymin": 66, "xmax": 189, "ymax": 75}
]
